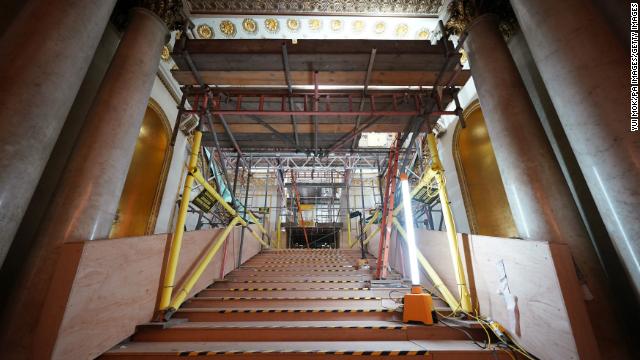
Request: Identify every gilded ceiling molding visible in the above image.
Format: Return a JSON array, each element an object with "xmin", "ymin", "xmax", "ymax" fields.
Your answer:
[
  {"xmin": 445, "ymin": 0, "xmax": 518, "ymax": 38},
  {"xmin": 139, "ymin": 0, "xmax": 190, "ymax": 31},
  {"xmin": 187, "ymin": 0, "xmax": 443, "ymax": 17}
]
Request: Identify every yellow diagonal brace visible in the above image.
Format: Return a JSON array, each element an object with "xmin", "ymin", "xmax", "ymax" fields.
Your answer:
[
  {"xmin": 169, "ymin": 216, "xmax": 241, "ymax": 311},
  {"xmin": 191, "ymin": 169, "xmax": 243, "ymax": 222},
  {"xmin": 247, "ymin": 210, "xmax": 272, "ymax": 241},
  {"xmin": 391, "ymin": 217, "xmax": 462, "ymax": 312}
]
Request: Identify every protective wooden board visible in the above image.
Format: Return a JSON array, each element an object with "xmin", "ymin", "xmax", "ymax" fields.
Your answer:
[
  {"xmin": 368, "ymin": 229, "xmax": 595, "ymax": 360},
  {"xmin": 39, "ymin": 227, "xmax": 261, "ymax": 360},
  {"xmin": 177, "ymin": 39, "xmax": 451, "ymax": 55},
  {"xmin": 171, "ymin": 70, "xmax": 471, "ymax": 87},
  {"xmin": 464, "ymin": 235, "xmax": 585, "ymax": 360},
  {"xmin": 175, "ymin": 53, "xmax": 447, "ymax": 72}
]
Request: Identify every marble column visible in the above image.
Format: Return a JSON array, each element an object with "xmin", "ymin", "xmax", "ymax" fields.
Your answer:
[
  {"xmin": 509, "ymin": 0, "xmax": 640, "ymax": 300},
  {"xmin": 0, "ymin": 7, "xmax": 171, "ymax": 358},
  {"xmin": 463, "ymin": 14, "xmax": 624, "ymax": 357},
  {"xmin": 0, "ymin": 0, "xmax": 117, "ymax": 267}
]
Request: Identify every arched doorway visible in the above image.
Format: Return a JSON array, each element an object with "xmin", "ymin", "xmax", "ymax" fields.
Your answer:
[
  {"xmin": 453, "ymin": 100, "xmax": 518, "ymax": 238},
  {"xmin": 110, "ymin": 98, "xmax": 172, "ymax": 238}
]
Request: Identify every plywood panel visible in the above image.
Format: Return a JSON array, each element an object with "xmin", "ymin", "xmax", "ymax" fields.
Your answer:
[
  {"xmin": 38, "ymin": 226, "xmax": 262, "ymax": 360},
  {"xmin": 172, "ymin": 70, "xmax": 471, "ymax": 87},
  {"xmin": 368, "ymin": 229, "xmax": 597, "ymax": 360}
]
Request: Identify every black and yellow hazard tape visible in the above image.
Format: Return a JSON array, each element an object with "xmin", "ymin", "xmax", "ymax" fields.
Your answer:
[
  {"xmin": 242, "ymin": 268, "xmax": 357, "ymax": 272},
  {"xmin": 234, "ymin": 280, "xmax": 366, "ymax": 283},
  {"xmin": 197, "ymin": 296, "xmax": 382, "ymax": 300},
  {"xmin": 238, "ymin": 274, "xmax": 368, "ymax": 277},
  {"xmin": 245, "ymin": 264, "xmax": 353, "ymax": 268},
  {"xmin": 178, "ymin": 350, "xmax": 428, "ymax": 356},
  {"xmin": 197, "ymin": 309, "xmax": 397, "ymax": 313},
  {"xmin": 225, "ymin": 287, "xmax": 370, "ymax": 291}
]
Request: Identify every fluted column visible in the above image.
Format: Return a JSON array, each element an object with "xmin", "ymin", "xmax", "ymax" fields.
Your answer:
[
  {"xmin": 509, "ymin": 0, "xmax": 640, "ymax": 300},
  {"xmin": 0, "ymin": 4, "xmax": 183, "ymax": 358},
  {"xmin": 458, "ymin": 12, "xmax": 624, "ymax": 358},
  {"xmin": 0, "ymin": 0, "xmax": 117, "ymax": 266}
]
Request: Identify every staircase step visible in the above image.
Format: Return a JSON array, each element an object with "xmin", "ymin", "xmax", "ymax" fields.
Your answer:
[
  {"xmin": 101, "ymin": 340, "xmax": 511, "ymax": 359},
  {"xmin": 173, "ymin": 308, "xmax": 404, "ymax": 322},
  {"xmin": 210, "ymin": 281, "xmax": 370, "ymax": 290},
  {"xmin": 183, "ymin": 297, "xmax": 393, "ymax": 309},
  {"xmin": 132, "ymin": 321, "xmax": 485, "ymax": 342},
  {"xmin": 225, "ymin": 274, "xmax": 376, "ymax": 281},
  {"xmin": 198, "ymin": 289, "xmax": 396, "ymax": 298}
]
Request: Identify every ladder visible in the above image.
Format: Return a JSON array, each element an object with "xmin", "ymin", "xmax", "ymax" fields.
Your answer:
[{"xmin": 375, "ymin": 134, "xmax": 401, "ymax": 279}]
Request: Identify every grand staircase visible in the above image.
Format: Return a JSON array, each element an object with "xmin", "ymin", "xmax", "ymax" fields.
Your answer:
[{"xmin": 102, "ymin": 249, "xmax": 512, "ymax": 359}]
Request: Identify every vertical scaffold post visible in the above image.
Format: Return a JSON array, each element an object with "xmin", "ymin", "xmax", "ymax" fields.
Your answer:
[
  {"xmin": 427, "ymin": 133, "xmax": 472, "ymax": 313},
  {"xmin": 159, "ymin": 118, "xmax": 204, "ymax": 311}
]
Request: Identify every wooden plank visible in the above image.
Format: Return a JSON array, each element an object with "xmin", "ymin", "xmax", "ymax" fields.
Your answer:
[
  {"xmin": 201, "ymin": 122, "xmax": 421, "ymax": 134},
  {"xmin": 42, "ymin": 228, "xmax": 262, "ymax": 360},
  {"xmin": 178, "ymin": 39, "xmax": 450, "ymax": 55},
  {"xmin": 549, "ymin": 244, "xmax": 600, "ymax": 360},
  {"xmin": 172, "ymin": 70, "xmax": 471, "ymax": 86},
  {"xmin": 175, "ymin": 53, "xmax": 448, "ymax": 72},
  {"xmin": 368, "ymin": 230, "xmax": 595, "ymax": 360}
]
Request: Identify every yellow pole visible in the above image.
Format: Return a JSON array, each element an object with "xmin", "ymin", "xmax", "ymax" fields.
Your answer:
[
  {"xmin": 159, "ymin": 130, "xmax": 202, "ymax": 310},
  {"xmin": 192, "ymin": 169, "xmax": 241, "ymax": 220},
  {"xmin": 362, "ymin": 209, "xmax": 379, "ymax": 236},
  {"xmin": 427, "ymin": 133, "xmax": 472, "ymax": 313},
  {"xmin": 245, "ymin": 224, "xmax": 271, "ymax": 248},
  {"xmin": 392, "ymin": 217, "xmax": 462, "ymax": 312},
  {"xmin": 168, "ymin": 216, "xmax": 241, "ymax": 311},
  {"xmin": 346, "ymin": 209, "xmax": 352, "ymax": 247},
  {"xmin": 247, "ymin": 210, "xmax": 272, "ymax": 241},
  {"xmin": 361, "ymin": 225, "xmax": 381, "ymax": 247},
  {"xmin": 351, "ymin": 209, "xmax": 379, "ymax": 249},
  {"xmin": 276, "ymin": 210, "xmax": 282, "ymax": 249}
]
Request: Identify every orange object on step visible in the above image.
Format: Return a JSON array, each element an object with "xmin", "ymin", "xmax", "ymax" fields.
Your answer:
[{"xmin": 403, "ymin": 285, "xmax": 434, "ymax": 325}]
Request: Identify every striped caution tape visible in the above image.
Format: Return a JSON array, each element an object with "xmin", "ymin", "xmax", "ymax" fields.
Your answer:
[
  {"xmin": 242, "ymin": 268, "xmax": 357, "ymax": 272},
  {"xmin": 178, "ymin": 350, "xmax": 428, "ymax": 356},
  {"xmin": 234, "ymin": 280, "xmax": 366, "ymax": 283},
  {"xmin": 225, "ymin": 287, "xmax": 371, "ymax": 291},
  {"xmin": 195, "ymin": 296, "xmax": 382, "ymax": 300},
  {"xmin": 184, "ymin": 325, "xmax": 406, "ymax": 330},
  {"xmin": 192, "ymin": 309, "xmax": 397, "ymax": 313},
  {"xmin": 256, "ymin": 259, "xmax": 344, "ymax": 264},
  {"xmin": 245, "ymin": 264, "xmax": 354, "ymax": 268},
  {"xmin": 237, "ymin": 274, "xmax": 368, "ymax": 277}
]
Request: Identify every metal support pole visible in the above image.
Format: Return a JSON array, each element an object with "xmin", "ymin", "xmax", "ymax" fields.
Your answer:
[
  {"xmin": 345, "ymin": 168, "xmax": 352, "ymax": 247},
  {"xmin": 263, "ymin": 163, "xmax": 270, "ymax": 245},
  {"xmin": 281, "ymin": 43, "xmax": 299, "ymax": 145},
  {"xmin": 204, "ymin": 110, "xmax": 235, "ymax": 203},
  {"xmin": 166, "ymin": 216, "xmax": 241, "ymax": 318},
  {"xmin": 427, "ymin": 133, "xmax": 472, "ymax": 312},
  {"xmin": 159, "ymin": 129, "xmax": 203, "ymax": 311},
  {"xmin": 237, "ymin": 154, "xmax": 253, "ymax": 267},
  {"xmin": 352, "ymin": 48, "xmax": 377, "ymax": 148},
  {"xmin": 358, "ymin": 168, "xmax": 366, "ymax": 259},
  {"xmin": 232, "ymin": 152, "xmax": 241, "ymax": 197},
  {"xmin": 170, "ymin": 88, "xmax": 189, "ymax": 147}
]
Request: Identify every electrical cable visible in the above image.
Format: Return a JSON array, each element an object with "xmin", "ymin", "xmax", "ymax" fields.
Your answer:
[{"xmin": 438, "ymin": 317, "xmax": 487, "ymax": 349}]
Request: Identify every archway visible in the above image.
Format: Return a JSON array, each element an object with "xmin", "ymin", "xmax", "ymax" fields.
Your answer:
[
  {"xmin": 110, "ymin": 98, "xmax": 172, "ymax": 238},
  {"xmin": 453, "ymin": 100, "xmax": 518, "ymax": 238}
]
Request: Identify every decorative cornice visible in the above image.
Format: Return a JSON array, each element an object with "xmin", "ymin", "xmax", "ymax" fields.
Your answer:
[
  {"xmin": 187, "ymin": 0, "xmax": 443, "ymax": 17},
  {"xmin": 445, "ymin": 0, "xmax": 518, "ymax": 38},
  {"xmin": 140, "ymin": 0, "xmax": 190, "ymax": 31}
]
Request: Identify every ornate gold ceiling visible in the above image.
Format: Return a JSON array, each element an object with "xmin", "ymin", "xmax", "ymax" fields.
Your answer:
[{"xmin": 187, "ymin": 0, "xmax": 444, "ymax": 17}]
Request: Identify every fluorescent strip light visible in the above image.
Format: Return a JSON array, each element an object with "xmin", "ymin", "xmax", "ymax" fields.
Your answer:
[{"xmin": 400, "ymin": 174, "xmax": 420, "ymax": 286}]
